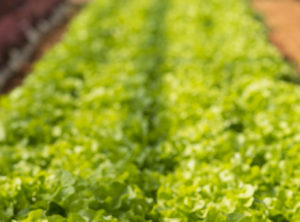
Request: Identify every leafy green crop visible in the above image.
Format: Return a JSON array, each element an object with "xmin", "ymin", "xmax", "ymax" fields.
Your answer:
[{"xmin": 0, "ymin": 0, "xmax": 299, "ymax": 221}]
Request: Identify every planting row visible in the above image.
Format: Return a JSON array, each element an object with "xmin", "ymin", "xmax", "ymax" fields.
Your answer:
[{"xmin": 0, "ymin": 0, "xmax": 299, "ymax": 221}]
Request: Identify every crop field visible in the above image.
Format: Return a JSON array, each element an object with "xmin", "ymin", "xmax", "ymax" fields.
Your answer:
[{"xmin": 0, "ymin": 0, "xmax": 300, "ymax": 221}]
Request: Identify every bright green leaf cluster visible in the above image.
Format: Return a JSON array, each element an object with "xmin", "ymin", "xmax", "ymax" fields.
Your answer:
[{"xmin": 0, "ymin": 0, "xmax": 299, "ymax": 221}]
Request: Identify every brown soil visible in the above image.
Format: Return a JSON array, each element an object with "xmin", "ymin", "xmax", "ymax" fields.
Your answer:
[
  {"xmin": 1, "ymin": 0, "xmax": 90, "ymax": 94},
  {"xmin": 1, "ymin": 13, "xmax": 74, "ymax": 94},
  {"xmin": 253, "ymin": 0, "xmax": 300, "ymax": 73}
]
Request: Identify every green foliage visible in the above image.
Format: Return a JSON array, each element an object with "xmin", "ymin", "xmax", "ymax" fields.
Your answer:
[{"xmin": 0, "ymin": 0, "xmax": 299, "ymax": 221}]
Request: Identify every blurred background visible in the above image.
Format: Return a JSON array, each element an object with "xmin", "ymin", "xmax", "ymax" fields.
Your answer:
[{"xmin": 0, "ymin": 0, "xmax": 299, "ymax": 93}]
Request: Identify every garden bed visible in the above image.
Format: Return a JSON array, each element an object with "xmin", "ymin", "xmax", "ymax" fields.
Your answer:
[{"xmin": 0, "ymin": 0, "xmax": 300, "ymax": 221}]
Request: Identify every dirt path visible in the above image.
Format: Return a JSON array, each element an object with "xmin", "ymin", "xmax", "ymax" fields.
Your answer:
[
  {"xmin": 1, "ymin": 0, "xmax": 90, "ymax": 94},
  {"xmin": 253, "ymin": 0, "xmax": 300, "ymax": 73}
]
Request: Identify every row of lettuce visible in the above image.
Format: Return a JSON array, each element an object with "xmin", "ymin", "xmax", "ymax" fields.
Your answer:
[{"xmin": 0, "ymin": 0, "xmax": 299, "ymax": 221}]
